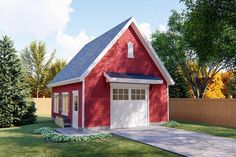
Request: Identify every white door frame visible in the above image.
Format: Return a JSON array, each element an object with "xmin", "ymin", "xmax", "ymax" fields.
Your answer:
[
  {"xmin": 110, "ymin": 83, "xmax": 149, "ymax": 129},
  {"xmin": 72, "ymin": 90, "xmax": 79, "ymax": 129}
]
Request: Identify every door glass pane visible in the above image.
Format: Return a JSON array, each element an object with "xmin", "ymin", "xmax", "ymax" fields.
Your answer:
[{"xmin": 74, "ymin": 95, "xmax": 78, "ymax": 111}]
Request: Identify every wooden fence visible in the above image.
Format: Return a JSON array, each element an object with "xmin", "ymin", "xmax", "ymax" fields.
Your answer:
[
  {"xmin": 33, "ymin": 98, "xmax": 52, "ymax": 115},
  {"xmin": 170, "ymin": 98, "xmax": 236, "ymax": 128}
]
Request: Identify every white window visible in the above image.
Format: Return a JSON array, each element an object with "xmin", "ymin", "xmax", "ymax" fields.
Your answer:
[
  {"xmin": 62, "ymin": 92, "xmax": 69, "ymax": 115},
  {"xmin": 53, "ymin": 93, "xmax": 59, "ymax": 113},
  {"xmin": 131, "ymin": 89, "xmax": 146, "ymax": 100},
  {"xmin": 113, "ymin": 89, "xmax": 129, "ymax": 100},
  {"xmin": 127, "ymin": 42, "xmax": 134, "ymax": 58}
]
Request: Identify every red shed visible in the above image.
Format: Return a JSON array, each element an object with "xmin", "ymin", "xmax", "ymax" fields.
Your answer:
[{"xmin": 48, "ymin": 17, "xmax": 174, "ymax": 129}]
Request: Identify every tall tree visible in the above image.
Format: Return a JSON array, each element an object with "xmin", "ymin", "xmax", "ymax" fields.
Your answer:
[
  {"xmin": 152, "ymin": 0, "xmax": 236, "ymax": 98},
  {"xmin": 0, "ymin": 36, "xmax": 36, "ymax": 127},
  {"xmin": 21, "ymin": 41, "xmax": 55, "ymax": 98},
  {"xmin": 182, "ymin": 0, "xmax": 236, "ymax": 98},
  {"xmin": 152, "ymin": 28, "xmax": 191, "ymax": 98}
]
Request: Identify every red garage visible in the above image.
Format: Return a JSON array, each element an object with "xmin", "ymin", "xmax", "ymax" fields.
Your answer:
[{"xmin": 48, "ymin": 17, "xmax": 174, "ymax": 129}]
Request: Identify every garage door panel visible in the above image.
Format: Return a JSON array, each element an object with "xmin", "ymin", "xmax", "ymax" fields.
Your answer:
[
  {"xmin": 111, "ymin": 86, "xmax": 148, "ymax": 129},
  {"xmin": 111, "ymin": 101, "xmax": 147, "ymax": 128}
]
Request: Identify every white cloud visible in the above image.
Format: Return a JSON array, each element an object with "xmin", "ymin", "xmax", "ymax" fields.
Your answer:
[
  {"xmin": 0, "ymin": 0, "xmax": 73, "ymax": 37},
  {"xmin": 55, "ymin": 30, "xmax": 94, "ymax": 61},
  {"xmin": 159, "ymin": 24, "xmax": 168, "ymax": 32},
  {"xmin": 139, "ymin": 22, "xmax": 152, "ymax": 41}
]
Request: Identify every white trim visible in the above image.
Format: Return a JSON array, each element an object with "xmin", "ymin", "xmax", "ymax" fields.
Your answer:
[
  {"xmin": 80, "ymin": 17, "xmax": 174, "ymax": 85},
  {"xmin": 48, "ymin": 77, "xmax": 81, "ymax": 87},
  {"xmin": 62, "ymin": 92, "xmax": 69, "ymax": 95},
  {"xmin": 110, "ymin": 83, "xmax": 149, "ymax": 89},
  {"xmin": 104, "ymin": 72, "xmax": 163, "ymax": 84},
  {"xmin": 80, "ymin": 17, "xmax": 134, "ymax": 80},
  {"xmin": 167, "ymin": 86, "xmax": 170, "ymax": 121},
  {"xmin": 54, "ymin": 93, "xmax": 59, "ymax": 95},
  {"xmin": 130, "ymin": 20, "xmax": 175, "ymax": 85},
  {"xmin": 48, "ymin": 17, "xmax": 174, "ymax": 88},
  {"xmin": 82, "ymin": 79, "xmax": 85, "ymax": 128},
  {"xmin": 146, "ymin": 88, "xmax": 150, "ymax": 125},
  {"xmin": 72, "ymin": 90, "xmax": 78, "ymax": 94}
]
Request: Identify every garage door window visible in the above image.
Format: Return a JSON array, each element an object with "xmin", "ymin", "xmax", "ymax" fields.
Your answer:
[
  {"xmin": 131, "ymin": 89, "xmax": 145, "ymax": 100},
  {"xmin": 113, "ymin": 89, "xmax": 128, "ymax": 100}
]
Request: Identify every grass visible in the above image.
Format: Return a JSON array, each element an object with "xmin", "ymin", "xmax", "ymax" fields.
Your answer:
[
  {"xmin": 175, "ymin": 121, "xmax": 236, "ymax": 139},
  {"xmin": 0, "ymin": 116, "xmax": 179, "ymax": 157}
]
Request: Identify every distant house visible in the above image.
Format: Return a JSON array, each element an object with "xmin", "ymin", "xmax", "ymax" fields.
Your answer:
[{"xmin": 48, "ymin": 17, "xmax": 174, "ymax": 129}]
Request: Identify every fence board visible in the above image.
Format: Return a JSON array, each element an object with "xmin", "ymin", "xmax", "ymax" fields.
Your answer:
[
  {"xmin": 33, "ymin": 98, "xmax": 51, "ymax": 115},
  {"xmin": 170, "ymin": 98, "xmax": 236, "ymax": 128}
]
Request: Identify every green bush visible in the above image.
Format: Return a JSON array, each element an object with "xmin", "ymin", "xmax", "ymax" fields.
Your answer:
[
  {"xmin": 33, "ymin": 127, "xmax": 112, "ymax": 143},
  {"xmin": 18, "ymin": 101, "xmax": 37, "ymax": 125},
  {"xmin": 160, "ymin": 121, "xmax": 181, "ymax": 128},
  {"xmin": 33, "ymin": 127, "xmax": 54, "ymax": 134}
]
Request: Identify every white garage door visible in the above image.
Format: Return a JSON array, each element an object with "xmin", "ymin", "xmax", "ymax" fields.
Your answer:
[{"xmin": 110, "ymin": 84, "xmax": 149, "ymax": 129}]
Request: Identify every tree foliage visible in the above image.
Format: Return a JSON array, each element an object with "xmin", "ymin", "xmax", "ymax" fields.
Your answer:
[
  {"xmin": 48, "ymin": 59, "xmax": 67, "ymax": 83},
  {"xmin": 204, "ymin": 73, "xmax": 225, "ymax": 98},
  {"xmin": 152, "ymin": 26, "xmax": 191, "ymax": 98},
  {"xmin": 152, "ymin": 0, "xmax": 236, "ymax": 98},
  {"xmin": 0, "ymin": 36, "xmax": 36, "ymax": 128},
  {"xmin": 21, "ymin": 41, "xmax": 55, "ymax": 98},
  {"xmin": 222, "ymin": 71, "xmax": 236, "ymax": 98}
]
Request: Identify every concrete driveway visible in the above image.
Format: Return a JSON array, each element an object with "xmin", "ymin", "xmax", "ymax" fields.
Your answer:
[{"xmin": 111, "ymin": 126, "xmax": 236, "ymax": 157}]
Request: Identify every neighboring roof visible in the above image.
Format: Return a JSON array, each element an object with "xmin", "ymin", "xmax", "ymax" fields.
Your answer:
[
  {"xmin": 48, "ymin": 17, "xmax": 174, "ymax": 87},
  {"xmin": 104, "ymin": 72, "xmax": 163, "ymax": 84},
  {"xmin": 50, "ymin": 17, "xmax": 132, "ymax": 85}
]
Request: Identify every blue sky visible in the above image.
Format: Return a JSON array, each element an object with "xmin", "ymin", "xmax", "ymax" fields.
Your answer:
[{"xmin": 0, "ymin": 0, "xmax": 184, "ymax": 61}]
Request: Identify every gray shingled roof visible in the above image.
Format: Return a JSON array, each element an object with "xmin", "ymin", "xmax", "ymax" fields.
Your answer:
[
  {"xmin": 50, "ymin": 17, "xmax": 132, "ymax": 84},
  {"xmin": 106, "ymin": 72, "xmax": 162, "ymax": 81}
]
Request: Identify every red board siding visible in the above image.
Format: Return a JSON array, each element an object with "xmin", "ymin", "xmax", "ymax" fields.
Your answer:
[
  {"xmin": 52, "ymin": 82, "xmax": 82, "ymax": 127},
  {"xmin": 85, "ymin": 26, "xmax": 168, "ymax": 127}
]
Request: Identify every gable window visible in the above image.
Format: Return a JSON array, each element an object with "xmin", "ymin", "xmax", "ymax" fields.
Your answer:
[
  {"xmin": 53, "ymin": 93, "xmax": 59, "ymax": 113},
  {"xmin": 127, "ymin": 42, "xmax": 134, "ymax": 58},
  {"xmin": 62, "ymin": 92, "xmax": 69, "ymax": 115}
]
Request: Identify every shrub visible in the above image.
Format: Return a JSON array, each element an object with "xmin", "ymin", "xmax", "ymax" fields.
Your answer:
[
  {"xmin": 18, "ymin": 101, "xmax": 37, "ymax": 125},
  {"xmin": 160, "ymin": 121, "xmax": 181, "ymax": 128},
  {"xmin": 33, "ymin": 127, "xmax": 54, "ymax": 134},
  {"xmin": 33, "ymin": 127, "xmax": 112, "ymax": 143}
]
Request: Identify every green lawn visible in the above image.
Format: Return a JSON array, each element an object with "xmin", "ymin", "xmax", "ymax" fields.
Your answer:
[
  {"xmin": 175, "ymin": 121, "xmax": 236, "ymax": 139},
  {"xmin": 0, "ymin": 116, "xmax": 178, "ymax": 157}
]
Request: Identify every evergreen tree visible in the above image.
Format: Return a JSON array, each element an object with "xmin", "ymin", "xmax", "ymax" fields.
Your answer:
[{"xmin": 0, "ymin": 36, "xmax": 36, "ymax": 128}]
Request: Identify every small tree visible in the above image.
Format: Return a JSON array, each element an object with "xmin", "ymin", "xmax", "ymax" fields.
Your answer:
[{"xmin": 0, "ymin": 36, "xmax": 36, "ymax": 127}]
